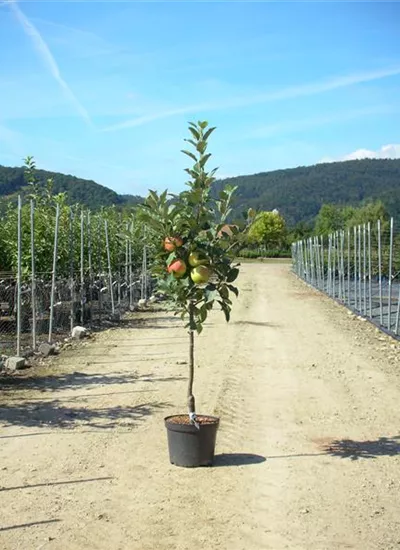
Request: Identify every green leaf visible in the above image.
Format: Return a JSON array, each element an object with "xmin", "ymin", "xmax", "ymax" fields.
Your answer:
[
  {"xmin": 199, "ymin": 304, "xmax": 208, "ymax": 323},
  {"xmin": 181, "ymin": 149, "xmax": 198, "ymax": 162},
  {"xmin": 203, "ymin": 126, "xmax": 216, "ymax": 141},
  {"xmin": 219, "ymin": 301, "xmax": 231, "ymax": 322},
  {"xmin": 219, "ymin": 285, "xmax": 229, "ymax": 300},
  {"xmin": 226, "ymin": 267, "xmax": 239, "ymax": 283},
  {"xmin": 188, "ymin": 127, "xmax": 200, "ymax": 140},
  {"xmin": 227, "ymin": 284, "xmax": 239, "ymax": 297},
  {"xmin": 199, "ymin": 153, "xmax": 212, "ymax": 168}
]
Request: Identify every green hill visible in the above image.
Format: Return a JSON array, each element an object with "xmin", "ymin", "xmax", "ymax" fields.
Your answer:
[
  {"xmin": 214, "ymin": 158, "xmax": 400, "ymax": 225},
  {"xmin": 1, "ymin": 158, "xmax": 399, "ymax": 225},
  {"xmin": 0, "ymin": 164, "xmax": 142, "ymax": 210}
]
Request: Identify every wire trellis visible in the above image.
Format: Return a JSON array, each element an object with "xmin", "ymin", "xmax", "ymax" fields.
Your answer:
[
  {"xmin": 0, "ymin": 196, "xmax": 156, "ymax": 358},
  {"xmin": 292, "ymin": 218, "xmax": 400, "ymax": 338}
]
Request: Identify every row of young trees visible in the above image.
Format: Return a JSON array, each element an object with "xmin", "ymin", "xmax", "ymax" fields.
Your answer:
[{"xmin": 0, "ymin": 158, "xmax": 149, "ymax": 277}]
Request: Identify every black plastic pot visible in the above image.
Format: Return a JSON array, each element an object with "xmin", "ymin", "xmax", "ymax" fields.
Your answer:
[{"xmin": 164, "ymin": 414, "xmax": 220, "ymax": 468}]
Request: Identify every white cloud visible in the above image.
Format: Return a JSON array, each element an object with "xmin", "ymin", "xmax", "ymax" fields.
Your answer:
[
  {"xmin": 318, "ymin": 144, "xmax": 400, "ymax": 164},
  {"xmin": 8, "ymin": 0, "xmax": 92, "ymax": 126},
  {"xmin": 104, "ymin": 65, "xmax": 400, "ymax": 132}
]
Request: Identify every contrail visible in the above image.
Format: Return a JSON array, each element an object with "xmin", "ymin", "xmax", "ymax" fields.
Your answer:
[
  {"xmin": 7, "ymin": 0, "xmax": 92, "ymax": 126},
  {"xmin": 104, "ymin": 65, "xmax": 400, "ymax": 132}
]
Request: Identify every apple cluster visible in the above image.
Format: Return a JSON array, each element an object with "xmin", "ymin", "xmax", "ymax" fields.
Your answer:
[{"xmin": 164, "ymin": 236, "xmax": 211, "ymax": 284}]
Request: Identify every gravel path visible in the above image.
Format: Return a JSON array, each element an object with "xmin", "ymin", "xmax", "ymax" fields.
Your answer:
[{"xmin": 1, "ymin": 262, "xmax": 400, "ymax": 550}]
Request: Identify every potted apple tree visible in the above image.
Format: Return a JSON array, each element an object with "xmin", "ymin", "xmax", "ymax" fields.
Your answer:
[{"xmin": 139, "ymin": 121, "xmax": 249, "ymax": 467}]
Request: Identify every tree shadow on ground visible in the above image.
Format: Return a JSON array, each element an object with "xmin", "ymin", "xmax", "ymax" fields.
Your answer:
[
  {"xmin": 319, "ymin": 436, "xmax": 400, "ymax": 461},
  {"xmin": 213, "ymin": 453, "xmax": 266, "ymax": 467},
  {"xmin": 0, "ymin": 399, "xmax": 170, "ymax": 429},
  {"xmin": 0, "ymin": 371, "xmax": 184, "ymax": 393},
  {"xmin": 117, "ymin": 316, "xmax": 182, "ymax": 330},
  {"xmin": 233, "ymin": 320, "xmax": 280, "ymax": 328},
  {"xmin": 0, "ymin": 476, "xmax": 113, "ymax": 492},
  {"xmin": 0, "ymin": 519, "xmax": 61, "ymax": 532}
]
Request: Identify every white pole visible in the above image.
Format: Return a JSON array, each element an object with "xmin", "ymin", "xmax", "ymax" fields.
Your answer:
[
  {"xmin": 363, "ymin": 224, "xmax": 367, "ymax": 316},
  {"xmin": 48, "ymin": 204, "xmax": 60, "ymax": 343},
  {"xmin": 17, "ymin": 196, "xmax": 22, "ymax": 356},
  {"xmin": 347, "ymin": 228, "xmax": 351, "ymax": 307},
  {"xmin": 80, "ymin": 210, "xmax": 85, "ymax": 326},
  {"xmin": 388, "ymin": 217, "xmax": 394, "ymax": 331},
  {"xmin": 30, "ymin": 199, "xmax": 37, "ymax": 350},
  {"xmin": 377, "ymin": 219, "xmax": 383, "ymax": 325},
  {"xmin": 105, "ymin": 219, "xmax": 115, "ymax": 315},
  {"xmin": 367, "ymin": 222, "xmax": 372, "ymax": 319}
]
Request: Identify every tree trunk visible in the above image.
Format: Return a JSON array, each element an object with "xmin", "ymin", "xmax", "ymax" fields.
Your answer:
[{"xmin": 187, "ymin": 303, "xmax": 195, "ymax": 415}]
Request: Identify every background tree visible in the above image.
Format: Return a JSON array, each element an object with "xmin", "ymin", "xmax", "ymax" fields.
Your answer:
[{"xmin": 247, "ymin": 210, "xmax": 286, "ymax": 249}]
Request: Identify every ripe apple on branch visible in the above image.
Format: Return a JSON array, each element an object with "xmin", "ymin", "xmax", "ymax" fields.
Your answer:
[{"xmin": 138, "ymin": 121, "xmax": 254, "ymax": 424}]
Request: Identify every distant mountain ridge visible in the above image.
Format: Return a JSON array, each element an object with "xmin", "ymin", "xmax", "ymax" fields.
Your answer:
[
  {"xmin": 0, "ymin": 165, "xmax": 142, "ymax": 210},
  {"xmin": 1, "ymin": 158, "xmax": 399, "ymax": 224},
  {"xmin": 214, "ymin": 158, "xmax": 400, "ymax": 225}
]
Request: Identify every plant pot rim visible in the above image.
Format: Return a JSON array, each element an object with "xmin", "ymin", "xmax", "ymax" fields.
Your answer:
[{"xmin": 164, "ymin": 414, "xmax": 220, "ymax": 425}]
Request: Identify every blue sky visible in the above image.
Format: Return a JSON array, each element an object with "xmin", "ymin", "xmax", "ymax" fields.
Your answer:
[{"xmin": 0, "ymin": 1, "xmax": 399, "ymax": 196}]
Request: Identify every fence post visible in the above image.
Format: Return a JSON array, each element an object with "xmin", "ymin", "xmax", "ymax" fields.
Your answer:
[
  {"xmin": 104, "ymin": 219, "xmax": 115, "ymax": 315},
  {"xmin": 333, "ymin": 232, "xmax": 337, "ymax": 299},
  {"xmin": 347, "ymin": 228, "xmax": 351, "ymax": 307},
  {"xmin": 327, "ymin": 234, "xmax": 332, "ymax": 296},
  {"xmin": 141, "ymin": 245, "xmax": 147, "ymax": 300},
  {"xmin": 97, "ymin": 215, "xmax": 103, "ymax": 326},
  {"xmin": 388, "ymin": 217, "xmax": 394, "ymax": 331},
  {"xmin": 353, "ymin": 226, "xmax": 357, "ymax": 311},
  {"xmin": 363, "ymin": 224, "xmax": 367, "ymax": 316},
  {"xmin": 358, "ymin": 225, "xmax": 362, "ymax": 312},
  {"xmin": 16, "ymin": 195, "xmax": 22, "ymax": 356},
  {"xmin": 80, "ymin": 210, "xmax": 85, "ymax": 326},
  {"xmin": 48, "ymin": 203, "xmax": 60, "ymax": 343},
  {"xmin": 395, "ymin": 221, "xmax": 400, "ymax": 333},
  {"xmin": 340, "ymin": 230, "xmax": 345, "ymax": 303},
  {"xmin": 314, "ymin": 237, "xmax": 320, "ymax": 289},
  {"xmin": 129, "ymin": 222, "xmax": 133, "ymax": 308},
  {"xmin": 378, "ymin": 219, "xmax": 383, "ymax": 325},
  {"xmin": 69, "ymin": 209, "xmax": 75, "ymax": 334},
  {"xmin": 30, "ymin": 199, "xmax": 37, "ymax": 351},
  {"xmin": 320, "ymin": 235, "xmax": 325, "ymax": 292},
  {"xmin": 117, "ymin": 215, "xmax": 122, "ymax": 309},
  {"xmin": 87, "ymin": 211, "xmax": 93, "ymax": 327},
  {"xmin": 367, "ymin": 222, "xmax": 372, "ymax": 319}
]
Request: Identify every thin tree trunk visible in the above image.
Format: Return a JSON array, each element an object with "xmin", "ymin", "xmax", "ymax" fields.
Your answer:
[{"xmin": 187, "ymin": 303, "xmax": 196, "ymax": 415}]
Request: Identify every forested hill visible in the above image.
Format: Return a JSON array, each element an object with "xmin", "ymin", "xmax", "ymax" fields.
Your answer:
[
  {"xmin": 213, "ymin": 158, "xmax": 400, "ymax": 225},
  {"xmin": 1, "ymin": 158, "xmax": 399, "ymax": 223},
  {"xmin": 0, "ymin": 165, "xmax": 142, "ymax": 210}
]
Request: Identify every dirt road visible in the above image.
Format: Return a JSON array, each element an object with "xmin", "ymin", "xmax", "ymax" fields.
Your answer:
[{"xmin": 1, "ymin": 262, "xmax": 400, "ymax": 550}]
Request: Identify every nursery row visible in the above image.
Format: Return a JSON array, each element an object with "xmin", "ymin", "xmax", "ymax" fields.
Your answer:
[
  {"xmin": 0, "ymin": 194, "xmax": 155, "ymax": 358},
  {"xmin": 292, "ymin": 218, "xmax": 400, "ymax": 337}
]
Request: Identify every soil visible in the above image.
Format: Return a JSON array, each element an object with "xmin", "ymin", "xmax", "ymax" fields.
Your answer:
[
  {"xmin": 1, "ymin": 262, "xmax": 400, "ymax": 550},
  {"xmin": 166, "ymin": 414, "xmax": 219, "ymax": 425}
]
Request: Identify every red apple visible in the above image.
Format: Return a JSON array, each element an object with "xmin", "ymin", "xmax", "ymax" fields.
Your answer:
[
  {"xmin": 167, "ymin": 259, "xmax": 187, "ymax": 278},
  {"xmin": 190, "ymin": 265, "xmax": 211, "ymax": 284},
  {"xmin": 164, "ymin": 236, "xmax": 183, "ymax": 252}
]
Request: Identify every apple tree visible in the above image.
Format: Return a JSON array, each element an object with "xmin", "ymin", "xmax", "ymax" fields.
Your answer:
[{"xmin": 139, "ymin": 121, "xmax": 252, "ymax": 422}]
